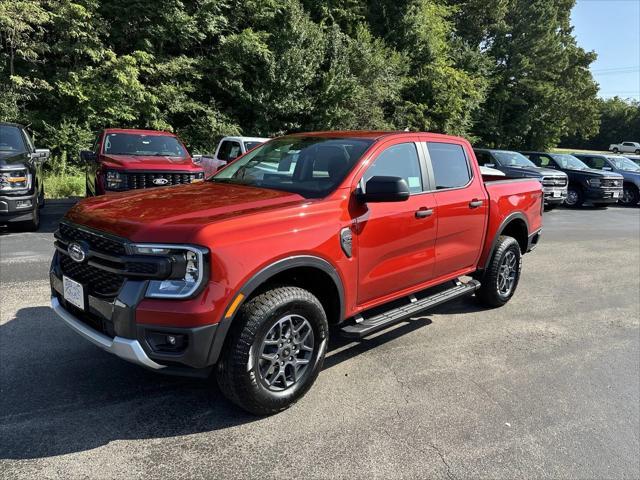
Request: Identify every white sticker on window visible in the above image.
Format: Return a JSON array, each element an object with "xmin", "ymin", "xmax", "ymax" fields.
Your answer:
[{"xmin": 407, "ymin": 176, "xmax": 421, "ymax": 189}]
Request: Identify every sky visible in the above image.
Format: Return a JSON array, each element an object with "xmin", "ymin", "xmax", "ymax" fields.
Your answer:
[{"xmin": 571, "ymin": 0, "xmax": 640, "ymax": 101}]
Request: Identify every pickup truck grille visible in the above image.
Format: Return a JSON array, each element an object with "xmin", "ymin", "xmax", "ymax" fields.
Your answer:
[
  {"xmin": 56, "ymin": 222, "xmax": 128, "ymax": 297},
  {"xmin": 58, "ymin": 222, "xmax": 126, "ymax": 256},
  {"xmin": 125, "ymin": 171, "xmax": 202, "ymax": 190},
  {"xmin": 59, "ymin": 254, "xmax": 125, "ymax": 297},
  {"xmin": 541, "ymin": 176, "xmax": 567, "ymax": 187},
  {"xmin": 601, "ymin": 178, "xmax": 622, "ymax": 188}
]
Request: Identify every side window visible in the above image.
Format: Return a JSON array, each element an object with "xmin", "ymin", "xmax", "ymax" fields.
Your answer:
[
  {"xmin": 363, "ymin": 143, "xmax": 423, "ymax": 194},
  {"xmin": 227, "ymin": 141, "xmax": 242, "ymax": 161},
  {"xmin": 92, "ymin": 135, "xmax": 100, "ymax": 153},
  {"xmin": 537, "ymin": 155, "xmax": 551, "ymax": 167},
  {"xmin": 22, "ymin": 129, "xmax": 35, "ymax": 152},
  {"xmin": 428, "ymin": 142, "xmax": 471, "ymax": 190},
  {"xmin": 217, "ymin": 141, "xmax": 233, "ymax": 161},
  {"xmin": 474, "ymin": 151, "xmax": 491, "ymax": 166},
  {"xmin": 584, "ymin": 156, "xmax": 605, "ymax": 169},
  {"xmin": 623, "ymin": 142, "xmax": 633, "ymax": 147}
]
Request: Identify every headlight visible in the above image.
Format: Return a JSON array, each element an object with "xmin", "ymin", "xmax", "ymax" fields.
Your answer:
[
  {"xmin": 105, "ymin": 170, "xmax": 125, "ymax": 190},
  {"xmin": 191, "ymin": 171, "xmax": 204, "ymax": 182},
  {"xmin": 587, "ymin": 178, "xmax": 601, "ymax": 187},
  {"xmin": 131, "ymin": 244, "xmax": 208, "ymax": 299},
  {"xmin": 0, "ymin": 168, "xmax": 32, "ymax": 192}
]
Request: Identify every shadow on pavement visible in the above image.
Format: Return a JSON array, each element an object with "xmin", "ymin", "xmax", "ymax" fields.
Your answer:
[{"xmin": 0, "ymin": 304, "xmax": 436, "ymax": 460}]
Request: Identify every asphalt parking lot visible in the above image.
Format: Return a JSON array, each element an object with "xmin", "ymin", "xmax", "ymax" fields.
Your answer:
[{"xmin": 1, "ymin": 202, "xmax": 639, "ymax": 479}]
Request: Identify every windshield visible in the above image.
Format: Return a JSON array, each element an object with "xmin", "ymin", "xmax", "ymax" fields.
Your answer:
[
  {"xmin": 244, "ymin": 141, "xmax": 263, "ymax": 151},
  {"xmin": 608, "ymin": 156, "xmax": 640, "ymax": 172},
  {"xmin": 0, "ymin": 125, "xmax": 27, "ymax": 157},
  {"xmin": 212, "ymin": 136, "xmax": 373, "ymax": 198},
  {"xmin": 551, "ymin": 154, "xmax": 589, "ymax": 170},
  {"xmin": 103, "ymin": 133, "xmax": 187, "ymax": 157},
  {"xmin": 493, "ymin": 151, "xmax": 536, "ymax": 167}
]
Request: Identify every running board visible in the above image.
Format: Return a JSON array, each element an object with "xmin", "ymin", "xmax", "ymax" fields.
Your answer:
[{"xmin": 340, "ymin": 280, "xmax": 481, "ymax": 339}]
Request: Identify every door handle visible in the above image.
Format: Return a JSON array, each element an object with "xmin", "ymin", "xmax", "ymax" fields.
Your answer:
[
  {"xmin": 415, "ymin": 208, "xmax": 434, "ymax": 219},
  {"xmin": 469, "ymin": 199, "xmax": 483, "ymax": 208}
]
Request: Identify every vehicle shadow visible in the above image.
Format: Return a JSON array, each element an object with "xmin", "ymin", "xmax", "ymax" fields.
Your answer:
[
  {"xmin": 0, "ymin": 305, "xmax": 436, "ymax": 460},
  {"xmin": 0, "ymin": 199, "xmax": 77, "ymax": 236}
]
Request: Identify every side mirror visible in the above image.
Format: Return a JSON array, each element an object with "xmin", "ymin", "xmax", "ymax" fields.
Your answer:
[
  {"xmin": 485, "ymin": 163, "xmax": 496, "ymax": 168},
  {"xmin": 359, "ymin": 176, "xmax": 410, "ymax": 203},
  {"xmin": 31, "ymin": 149, "xmax": 50, "ymax": 162},
  {"xmin": 602, "ymin": 166, "xmax": 612, "ymax": 171},
  {"xmin": 191, "ymin": 154, "xmax": 203, "ymax": 165},
  {"xmin": 80, "ymin": 150, "xmax": 97, "ymax": 163}
]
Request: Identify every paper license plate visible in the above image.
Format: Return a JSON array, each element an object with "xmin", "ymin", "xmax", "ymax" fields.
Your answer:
[
  {"xmin": 613, "ymin": 191, "xmax": 620, "ymax": 198},
  {"xmin": 63, "ymin": 276, "xmax": 85, "ymax": 310}
]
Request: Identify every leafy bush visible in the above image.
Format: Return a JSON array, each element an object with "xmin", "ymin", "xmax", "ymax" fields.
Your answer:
[{"xmin": 44, "ymin": 173, "xmax": 85, "ymax": 199}]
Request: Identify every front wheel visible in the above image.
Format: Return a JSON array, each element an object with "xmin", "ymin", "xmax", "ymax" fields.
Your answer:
[
  {"xmin": 612, "ymin": 148, "xmax": 619, "ymax": 153},
  {"xmin": 635, "ymin": 149, "xmax": 640, "ymax": 155},
  {"xmin": 565, "ymin": 186, "xmax": 583, "ymax": 207},
  {"xmin": 216, "ymin": 286, "xmax": 329, "ymax": 415},
  {"xmin": 476, "ymin": 236, "xmax": 522, "ymax": 308},
  {"xmin": 620, "ymin": 184, "xmax": 639, "ymax": 206}
]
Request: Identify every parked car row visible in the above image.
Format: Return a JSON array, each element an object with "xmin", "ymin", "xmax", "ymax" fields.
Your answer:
[{"xmin": 474, "ymin": 147, "xmax": 640, "ymax": 208}]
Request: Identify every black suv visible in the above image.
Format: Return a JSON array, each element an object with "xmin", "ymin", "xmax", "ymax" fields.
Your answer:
[
  {"xmin": 0, "ymin": 122, "xmax": 49, "ymax": 230},
  {"xmin": 474, "ymin": 149, "xmax": 568, "ymax": 208},
  {"xmin": 521, "ymin": 152, "xmax": 623, "ymax": 208}
]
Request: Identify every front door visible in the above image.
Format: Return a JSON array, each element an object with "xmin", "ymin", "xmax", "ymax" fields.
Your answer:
[{"xmin": 354, "ymin": 139, "xmax": 438, "ymax": 306}]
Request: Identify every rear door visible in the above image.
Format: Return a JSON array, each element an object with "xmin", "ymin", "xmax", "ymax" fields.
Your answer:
[
  {"xmin": 423, "ymin": 141, "xmax": 487, "ymax": 278},
  {"xmin": 354, "ymin": 138, "xmax": 438, "ymax": 305}
]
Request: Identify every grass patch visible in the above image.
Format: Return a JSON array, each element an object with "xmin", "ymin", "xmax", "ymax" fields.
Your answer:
[
  {"xmin": 552, "ymin": 147, "xmax": 609, "ymax": 155},
  {"xmin": 44, "ymin": 174, "xmax": 85, "ymax": 199}
]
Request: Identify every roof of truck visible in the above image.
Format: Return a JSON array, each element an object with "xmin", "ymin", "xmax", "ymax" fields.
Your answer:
[
  {"xmin": 103, "ymin": 128, "xmax": 177, "ymax": 136},
  {"xmin": 286, "ymin": 130, "xmax": 467, "ymax": 142}
]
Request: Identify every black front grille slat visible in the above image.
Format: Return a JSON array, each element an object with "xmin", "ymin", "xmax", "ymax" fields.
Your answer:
[
  {"xmin": 60, "ymin": 255, "xmax": 124, "ymax": 297},
  {"xmin": 601, "ymin": 178, "xmax": 622, "ymax": 188},
  {"xmin": 123, "ymin": 171, "xmax": 198, "ymax": 189},
  {"xmin": 58, "ymin": 223, "xmax": 126, "ymax": 256},
  {"xmin": 542, "ymin": 177, "xmax": 567, "ymax": 187}
]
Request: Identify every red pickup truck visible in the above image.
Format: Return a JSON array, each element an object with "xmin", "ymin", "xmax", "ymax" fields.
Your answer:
[
  {"xmin": 81, "ymin": 128, "xmax": 204, "ymax": 195},
  {"xmin": 51, "ymin": 131, "xmax": 543, "ymax": 414}
]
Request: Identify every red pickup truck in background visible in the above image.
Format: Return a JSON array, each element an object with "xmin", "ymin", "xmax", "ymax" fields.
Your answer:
[
  {"xmin": 81, "ymin": 128, "xmax": 204, "ymax": 195},
  {"xmin": 51, "ymin": 131, "xmax": 543, "ymax": 414}
]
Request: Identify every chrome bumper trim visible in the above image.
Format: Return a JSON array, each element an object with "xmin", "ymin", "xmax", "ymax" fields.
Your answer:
[{"xmin": 51, "ymin": 296, "xmax": 165, "ymax": 370}]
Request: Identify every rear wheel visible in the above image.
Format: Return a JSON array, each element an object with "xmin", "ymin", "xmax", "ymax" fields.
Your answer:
[
  {"xmin": 216, "ymin": 286, "xmax": 329, "ymax": 415},
  {"xmin": 635, "ymin": 149, "xmax": 640, "ymax": 155},
  {"xmin": 565, "ymin": 186, "xmax": 583, "ymax": 207},
  {"xmin": 476, "ymin": 236, "xmax": 522, "ymax": 308},
  {"xmin": 612, "ymin": 148, "xmax": 619, "ymax": 153}
]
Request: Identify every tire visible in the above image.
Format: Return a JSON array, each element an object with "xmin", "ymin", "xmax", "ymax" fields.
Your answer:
[
  {"xmin": 565, "ymin": 186, "xmax": 584, "ymax": 208},
  {"xmin": 21, "ymin": 207, "xmax": 40, "ymax": 232},
  {"xmin": 635, "ymin": 149, "xmax": 640, "ymax": 155},
  {"xmin": 216, "ymin": 286, "xmax": 329, "ymax": 415},
  {"xmin": 476, "ymin": 236, "xmax": 522, "ymax": 308},
  {"xmin": 620, "ymin": 184, "xmax": 639, "ymax": 206},
  {"xmin": 612, "ymin": 148, "xmax": 619, "ymax": 153}
]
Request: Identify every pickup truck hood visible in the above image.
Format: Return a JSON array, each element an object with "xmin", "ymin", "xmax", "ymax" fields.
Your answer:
[
  {"xmin": 0, "ymin": 151, "xmax": 31, "ymax": 168},
  {"xmin": 64, "ymin": 181, "xmax": 306, "ymax": 241},
  {"xmin": 563, "ymin": 167, "xmax": 624, "ymax": 178},
  {"xmin": 99, "ymin": 154, "xmax": 199, "ymax": 170},
  {"xmin": 497, "ymin": 165, "xmax": 567, "ymax": 179}
]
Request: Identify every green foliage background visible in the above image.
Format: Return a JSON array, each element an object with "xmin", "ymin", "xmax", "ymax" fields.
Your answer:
[{"xmin": 1, "ymin": 0, "xmax": 636, "ymax": 173}]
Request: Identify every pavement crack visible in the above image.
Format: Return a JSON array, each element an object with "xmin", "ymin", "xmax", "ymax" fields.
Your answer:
[{"xmin": 428, "ymin": 442, "xmax": 457, "ymax": 480}]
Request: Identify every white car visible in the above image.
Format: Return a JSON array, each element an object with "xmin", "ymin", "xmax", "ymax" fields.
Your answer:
[
  {"xmin": 201, "ymin": 136, "xmax": 270, "ymax": 176},
  {"xmin": 609, "ymin": 142, "xmax": 640, "ymax": 154}
]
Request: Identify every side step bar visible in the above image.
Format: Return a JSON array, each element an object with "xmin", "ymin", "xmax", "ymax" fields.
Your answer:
[{"xmin": 339, "ymin": 279, "xmax": 481, "ymax": 339}]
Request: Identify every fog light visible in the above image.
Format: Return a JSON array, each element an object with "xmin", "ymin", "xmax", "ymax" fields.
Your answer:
[
  {"xmin": 16, "ymin": 199, "xmax": 32, "ymax": 209},
  {"xmin": 147, "ymin": 331, "xmax": 187, "ymax": 353}
]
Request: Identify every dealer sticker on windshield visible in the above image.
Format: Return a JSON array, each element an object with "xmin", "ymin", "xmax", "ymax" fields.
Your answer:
[{"xmin": 63, "ymin": 276, "xmax": 85, "ymax": 310}]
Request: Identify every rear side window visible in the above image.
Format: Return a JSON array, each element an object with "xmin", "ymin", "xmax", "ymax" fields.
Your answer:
[
  {"xmin": 582, "ymin": 156, "xmax": 606, "ymax": 169},
  {"xmin": 363, "ymin": 143, "xmax": 423, "ymax": 194},
  {"xmin": 428, "ymin": 142, "xmax": 471, "ymax": 189}
]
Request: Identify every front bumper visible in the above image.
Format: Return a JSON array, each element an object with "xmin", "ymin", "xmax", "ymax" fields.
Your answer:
[
  {"xmin": 583, "ymin": 186, "xmax": 623, "ymax": 204},
  {"xmin": 50, "ymin": 251, "xmax": 218, "ymax": 373},
  {"xmin": 0, "ymin": 190, "xmax": 37, "ymax": 222},
  {"xmin": 542, "ymin": 187, "xmax": 567, "ymax": 204}
]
